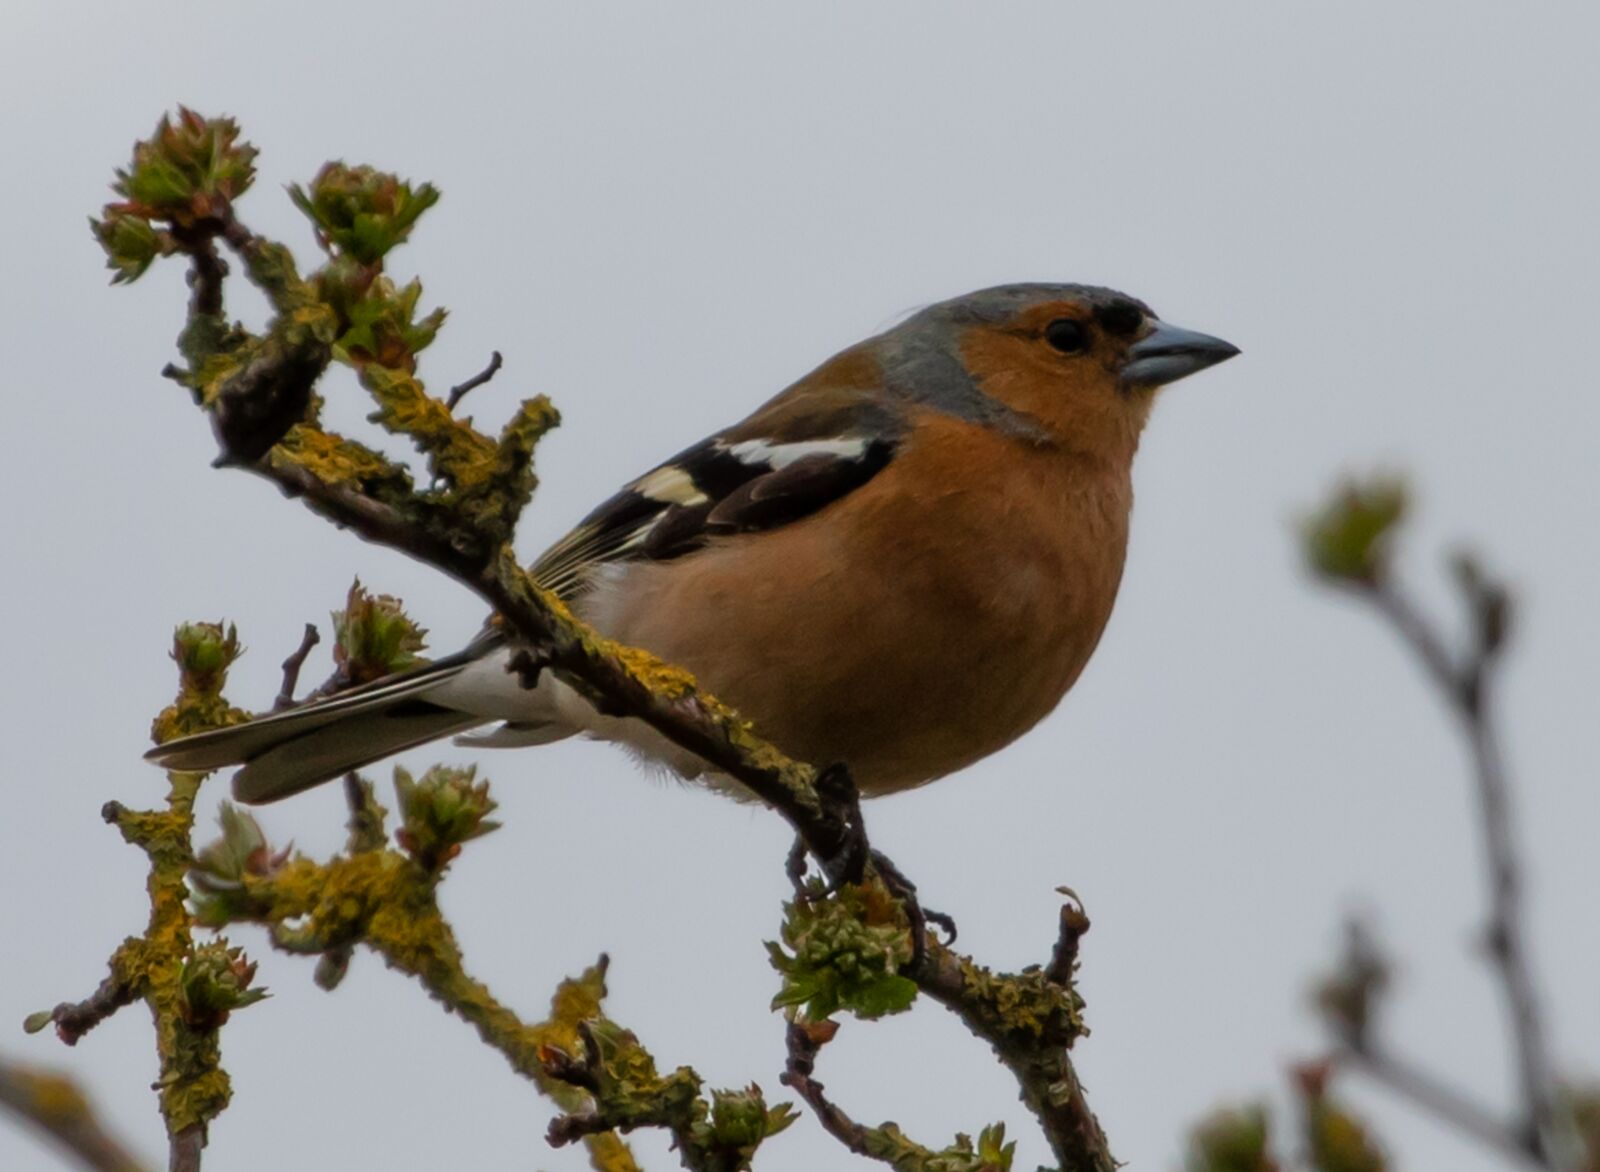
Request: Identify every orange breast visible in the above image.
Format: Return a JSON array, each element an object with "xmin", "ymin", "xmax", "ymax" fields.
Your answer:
[{"xmin": 583, "ymin": 410, "xmax": 1133, "ymax": 794}]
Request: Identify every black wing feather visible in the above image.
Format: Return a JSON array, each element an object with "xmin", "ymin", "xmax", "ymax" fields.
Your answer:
[{"xmin": 531, "ymin": 433, "xmax": 899, "ymax": 600}]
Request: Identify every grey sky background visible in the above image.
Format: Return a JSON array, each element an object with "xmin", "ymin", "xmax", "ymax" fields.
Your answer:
[{"xmin": 3, "ymin": 3, "xmax": 1597, "ymax": 1170}]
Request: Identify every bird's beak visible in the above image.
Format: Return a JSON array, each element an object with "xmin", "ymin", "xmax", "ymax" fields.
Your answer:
[{"xmin": 1120, "ymin": 320, "xmax": 1240, "ymax": 388}]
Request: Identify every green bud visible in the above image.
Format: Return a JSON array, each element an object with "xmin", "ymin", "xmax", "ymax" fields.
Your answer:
[
  {"xmin": 288, "ymin": 162, "xmax": 440, "ymax": 266},
  {"xmin": 856, "ymin": 1121, "xmax": 1015, "ymax": 1172},
  {"xmin": 393, "ymin": 764, "xmax": 500, "ymax": 870},
  {"xmin": 180, "ymin": 940, "xmax": 268, "ymax": 1028},
  {"xmin": 693, "ymin": 1084, "xmax": 798, "ymax": 1158},
  {"xmin": 170, "ymin": 622, "xmax": 243, "ymax": 696},
  {"xmin": 190, "ymin": 803, "xmax": 285, "ymax": 926},
  {"xmin": 333, "ymin": 579, "xmax": 428, "ymax": 684},
  {"xmin": 89, "ymin": 210, "xmax": 168, "ymax": 283},
  {"xmin": 110, "ymin": 107, "xmax": 257, "ymax": 227},
  {"xmin": 1186, "ymin": 1106, "xmax": 1278, "ymax": 1172},
  {"xmin": 971, "ymin": 1122, "xmax": 1015, "ymax": 1171},
  {"xmin": 333, "ymin": 276, "xmax": 447, "ymax": 373},
  {"xmin": 314, "ymin": 950, "xmax": 352, "ymax": 991},
  {"xmin": 1302, "ymin": 478, "xmax": 1407, "ymax": 585},
  {"xmin": 767, "ymin": 880, "xmax": 917, "ymax": 1022},
  {"xmin": 1295, "ymin": 1068, "xmax": 1386, "ymax": 1172}
]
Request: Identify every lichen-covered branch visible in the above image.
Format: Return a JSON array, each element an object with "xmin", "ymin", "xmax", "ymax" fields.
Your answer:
[
  {"xmin": 915, "ymin": 938, "xmax": 1110, "ymax": 1172},
  {"xmin": 181, "ymin": 716, "xmax": 646, "ymax": 1171},
  {"xmin": 540, "ymin": 1019, "xmax": 798, "ymax": 1172},
  {"xmin": 194, "ymin": 769, "xmax": 778, "ymax": 1172},
  {"xmin": 0, "ymin": 1056, "xmax": 150, "ymax": 1172},
  {"xmin": 25, "ymin": 623, "xmax": 267, "ymax": 1172}
]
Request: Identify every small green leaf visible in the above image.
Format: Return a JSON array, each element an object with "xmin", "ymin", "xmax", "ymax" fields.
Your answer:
[
  {"xmin": 22, "ymin": 1010, "xmax": 54, "ymax": 1034},
  {"xmin": 90, "ymin": 210, "xmax": 166, "ymax": 283}
]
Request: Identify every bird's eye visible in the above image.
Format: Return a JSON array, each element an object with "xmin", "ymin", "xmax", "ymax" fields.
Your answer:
[
  {"xmin": 1044, "ymin": 319, "xmax": 1088, "ymax": 354},
  {"xmin": 1097, "ymin": 301, "xmax": 1144, "ymax": 337}
]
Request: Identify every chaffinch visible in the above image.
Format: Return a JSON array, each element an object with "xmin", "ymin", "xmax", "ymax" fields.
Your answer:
[{"xmin": 149, "ymin": 283, "xmax": 1238, "ymax": 802}]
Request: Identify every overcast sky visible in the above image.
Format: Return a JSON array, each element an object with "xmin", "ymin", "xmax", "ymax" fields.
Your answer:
[{"xmin": 4, "ymin": 3, "xmax": 1598, "ymax": 1171}]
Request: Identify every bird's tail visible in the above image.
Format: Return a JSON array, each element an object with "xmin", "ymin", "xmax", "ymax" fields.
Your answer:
[{"xmin": 144, "ymin": 652, "xmax": 489, "ymax": 804}]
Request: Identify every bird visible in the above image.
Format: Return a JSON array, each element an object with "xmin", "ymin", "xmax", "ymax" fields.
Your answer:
[{"xmin": 147, "ymin": 283, "xmax": 1238, "ymax": 804}]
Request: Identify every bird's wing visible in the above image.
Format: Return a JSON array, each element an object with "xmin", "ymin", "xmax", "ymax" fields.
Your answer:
[{"xmin": 533, "ymin": 379, "xmax": 905, "ymax": 601}]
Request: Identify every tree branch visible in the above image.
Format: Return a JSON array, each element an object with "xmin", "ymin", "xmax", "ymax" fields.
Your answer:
[
  {"xmin": 780, "ymin": 1021, "xmax": 888, "ymax": 1159},
  {"xmin": 1365, "ymin": 570, "xmax": 1559, "ymax": 1164},
  {"xmin": 781, "ymin": 1021, "xmax": 1021, "ymax": 1172},
  {"xmin": 446, "ymin": 350, "xmax": 502, "ymax": 411},
  {"xmin": 0, "ymin": 1057, "xmax": 150, "ymax": 1172},
  {"xmin": 1337, "ymin": 1045, "xmax": 1542, "ymax": 1167},
  {"xmin": 271, "ymin": 623, "xmax": 320, "ymax": 711},
  {"xmin": 916, "ymin": 938, "xmax": 1114, "ymax": 1172}
]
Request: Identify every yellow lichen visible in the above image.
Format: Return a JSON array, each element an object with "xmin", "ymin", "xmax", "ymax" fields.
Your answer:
[{"xmin": 272, "ymin": 423, "xmax": 411, "ymax": 490}]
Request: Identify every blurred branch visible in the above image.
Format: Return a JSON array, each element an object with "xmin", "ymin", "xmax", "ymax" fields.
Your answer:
[
  {"xmin": 1305, "ymin": 480, "xmax": 1566, "ymax": 1168},
  {"xmin": 1368, "ymin": 567, "xmax": 1557, "ymax": 1161},
  {"xmin": 1339, "ymin": 1045, "xmax": 1538, "ymax": 1165},
  {"xmin": 0, "ymin": 1057, "xmax": 149, "ymax": 1172}
]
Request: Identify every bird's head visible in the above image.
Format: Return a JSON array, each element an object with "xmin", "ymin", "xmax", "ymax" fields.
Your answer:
[{"xmin": 880, "ymin": 283, "xmax": 1239, "ymax": 458}]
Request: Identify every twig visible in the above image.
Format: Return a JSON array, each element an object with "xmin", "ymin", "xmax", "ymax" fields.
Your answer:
[
  {"xmin": 168, "ymin": 1125, "xmax": 204, "ymax": 1172},
  {"xmin": 171, "ymin": 230, "xmax": 225, "ymax": 323},
  {"xmin": 1366, "ymin": 574, "xmax": 1559, "ymax": 1163},
  {"xmin": 1046, "ymin": 888, "xmax": 1090, "ymax": 987},
  {"xmin": 1337, "ymin": 1045, "xmax": 1542, "ymax": 1167},
  {"xmin": 780, "ymin": 1021, "xmax": 877, "ymax": 1159},
  {"xmin": 915, "ymin": 939, "xmax": 1115, "ymax": 1172},
  {"xmin": 272, "ymin": 623, "xmax": 320, "ymax": 711},
  {"xmin": 40, "ymin": 975, "xmax": 137, "ymax": 1047},
  {"xmin": 0, "ymin": 1057, "xmax": 150, "ymax": 1172},
  {"xmin": 446, "ymin": 350, "xmax": 502, "ymax": 411}
]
